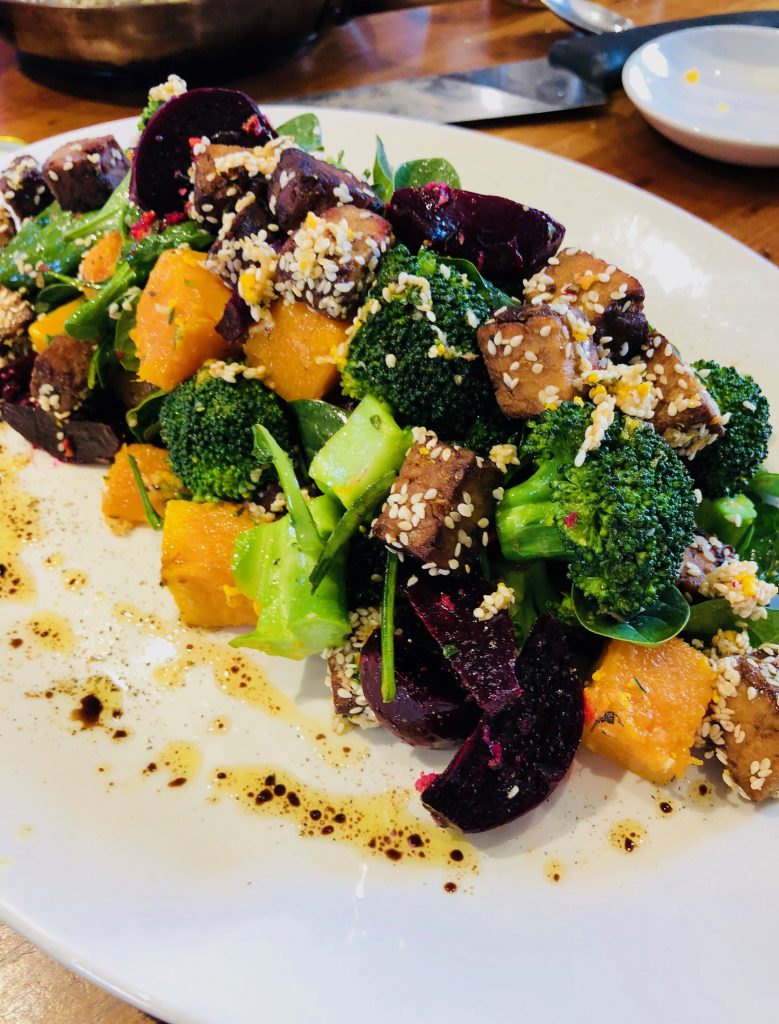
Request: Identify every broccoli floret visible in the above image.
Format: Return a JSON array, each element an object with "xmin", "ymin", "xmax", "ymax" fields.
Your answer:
[
  {"xmin": 462, "ymin": 408, "xmax": 524, "ymax": 459},
  {"xmin": 496, "ymin": 402, "xmax": 697, "ymax": 618},
  {"xmin": 159, "ymin": 367, "xmax": 291, "ymax": 502},
  {"xmin": 341, "ymin": 244, "xmax": 498, "ymax": 439},
  {"xmin": 690, "ymin": 361, "xmax": 771, "ymax": 497}
]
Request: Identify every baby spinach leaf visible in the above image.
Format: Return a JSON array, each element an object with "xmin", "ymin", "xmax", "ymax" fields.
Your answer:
[
  {"xmin": 394, "ymin": 156, "xmax": 461, "ymax": 191},
  {"xmin": 275, "ymin": 113, "xmax": 323, "ymax": 153},
  {"xmin": 126, "ymin": 388, "xmax": 165, "ymax": 443},
  {"xmin": 572, "ymin": 585, "xmax": 690, "ymax": 645},
  {"xmin": 290, "ymin": 398, "xmax": 348, "ymax": 464},
  {"xmin": 372, "ymin": 136, "xmax": 395, "ymax": 204}
]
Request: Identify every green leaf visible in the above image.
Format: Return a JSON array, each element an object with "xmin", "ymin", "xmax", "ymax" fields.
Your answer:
[
  {"xmin": 394, "ymin": 156, "xmax": 461, "ymax": 191},
  {"xmin": 684, "ymin": 598, "xmax": 779, "ymax": 647},
  {"xmin": 381, "ymin": 553, "xmax": 399, "ymax": 702},
  {"xmin": 34, "ymin": 277, "xmax": 82, "ymax": 315},
  {"xmin": 372, "ymin": 136, "xmax": 395, "ymax": 204},
  {"xmin": 275, "ymin": 113, "xmax": 323, "ymax": 153},
  {"xmin": 748, "ymin": 469, "xmax": 779, "ymax": 506},
  {"xmin": 126, "ymin": 451, "xmax": 163, "ymax": 530},
  {"xmin": 114, "ymin": 288, "xmax": 141, "ymax": 372},
  {"xmin": 741, "ymin": 501, "xmax": 779, "ymax": 584},
  {"xmin": 290, "ymin": 399, "xmax": 349, "ymax": 465},
  {"xmin": 310, "ymin": 471, "xmax": 396, "ymax": 593},
  {"xmin": 572, "ymin": 585, "xmax": 690, "ymax": 645},
  {"xmin": 252, "ymin": 424, "xmax": 321, "ymax": 556},
  {"xmin": 439, "ymin": 256, "xmax": 514, "ymax": 310},
  {"xmin": 126, "ymin": 388, "xmax": 165, "ymax": 443}
]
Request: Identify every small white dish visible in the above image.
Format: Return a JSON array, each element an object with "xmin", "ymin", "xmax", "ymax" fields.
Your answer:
[{"xmin": 622, "ymin": 25, "xmax": 779, "ymax": 166}]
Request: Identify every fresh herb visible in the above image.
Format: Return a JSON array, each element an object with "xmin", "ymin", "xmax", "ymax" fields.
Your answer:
[
  {"xmin": 275, "ymin": 113, "xmax": 323, "ymax": 153},
  {"xmin": 572, "ymin": 585, "xmax": 690, "ymax": 646},
  {"xmin": 126, "ymin": 451, "xmax": 163, "ymax": 530},
  {"xmin": 381, "ymin": 552, "xmax": 399, "ymax": 702},
  {"xmin": 633, "ymin": 676, "xmax": 648, "ymax": 693},
  {"xmin": 253, "ymin": 424, "xmax": 321, "ymax": 555},
  {"xmin": 442, "ymin": 644, "xmax": 460, "ymax": 660},
  {"xmin": 372, "ymin": 136, "xmax": 395, "ymax": 203},
  {"xmin": 114, "ymin": 288, "xmax": 141, "ymax": 373}
]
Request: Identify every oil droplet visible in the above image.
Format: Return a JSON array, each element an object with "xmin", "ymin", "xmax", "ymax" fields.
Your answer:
[
  {"xmin": 25, "ymin": 612, "xmax": 74, "ymax": 653},
  {"xmin": 545, "ymin": 859, "xmax": 564, "ymax": 883},
  {"xmin": 0, "ymin": 857, "xmax": 11, "ymax": 869},
  {"xmin": 115, "ymin": 603, "xmax": 369, "ymax": 768},
  {"xmin": 687, "ymin": 780, "xmax": 714, "ymax": 806},
  {"xmin": 0, "ymin": 442, "xmax": 39, "ymax": 602},
  {"xmin": 15, "ymin": 824, "xmax": 34, "ymax": 840},
  {"xmin": 45, "ymin": 552, "xmax": 64, "ymax": 568},
  {"xmin": 208, "ymin": 716, "xmax": 231, "ymax": 734},
  {"xmin": 155, "ymin": 741, "xmax": 202, "ymax": 788},
  {"xmin": 212, "ymin": 765, "xmax": 476, "ymax": 872},
  {"xmin": 609, "ymin": 820, "xmax": 646, "ymax": 854},
  {"xmin": 61, "ymin": 568, "xmax": 88, "ymax": 592}
]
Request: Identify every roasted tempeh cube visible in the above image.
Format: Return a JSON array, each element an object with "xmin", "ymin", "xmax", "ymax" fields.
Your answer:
[
  {"xmin": 678, "ymin": 533, "xmax": 736, "ymax": 596},
  {"xmin": 43, "ymin": 135, "xmax": 129, "ymax": 212},
  {"xmin": 0, "ymin": 204, "xmax": 16, "ymax": 248},
  {"xmin": 372, "ymin": 436, "xmax": 499, "ymax": 572},
  {"xmin": 268, "ymin": 148, "xmax": 383, "ymax": 233},
  {"xmin": 0, "ymin": 284, "xmax": 34, "ymax": 349},
  {"xmin": 190, "ymin": 143, "xmax": 271, "ymax": 226},
  {"xmin": 0, "ymin": 154, "xmax": 52, "ymax": 219},
  {"xmin": 477, "ymin": 304, "xmax": 598, "ymax": 419},
  {"xmin": 707, "ymin": 649, "xmax": 779, "ymax": 803},
  {"xmin": 29, "ymin": 334, "xmax": 94, "ymax": 416},
  {"xmin": 276, "ymin": 205, "xmax": 393, "ymax": 320},
  {"xmin": 642, "ymin": 333, "xmax": 724, "ymax": 457},
  {"xmin": 524, "ymin": 247, "xmax": 647, "ymax": 355}
]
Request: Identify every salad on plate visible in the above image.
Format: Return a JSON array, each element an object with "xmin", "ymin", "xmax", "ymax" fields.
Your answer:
[{"xmin": 1, "ymin": 76, "xmax": 778, "ymax": 837}]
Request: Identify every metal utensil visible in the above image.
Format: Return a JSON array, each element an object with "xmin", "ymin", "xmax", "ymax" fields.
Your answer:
[
  {"xmin": 539, "ymin": 0, "xmax": 633, "ymax": 35},
  {"xmin": 288, "ymin": 60, "xmax": 608, "ymax": 123},
  {"xmin": 294, "ymin": 10, "xmax": 779, "ymax": 125}
]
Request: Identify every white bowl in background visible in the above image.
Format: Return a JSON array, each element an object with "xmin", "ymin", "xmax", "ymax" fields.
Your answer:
[{"xmin": 623, "ymin": 25, "xmax": 779, "ymax": 166}]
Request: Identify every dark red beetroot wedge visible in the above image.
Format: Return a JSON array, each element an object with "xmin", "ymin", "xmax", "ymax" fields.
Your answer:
[
  {"xmin": 216, "ymin": 291, "xmax": 253, "ymax": 343},
  {"xmin": 0, "ymin": 353, "xmax": 35, "ymax": 404},
  {"xmin": 386, "ymin": 184, "xmax": 564, "ymax": 293},
  {"xmin": 0, "ymin": 401, "xmax": 121, "ymax": 464},
  {"xmin": 399, "ymin": 568, "xmax": 520, "ymax": 715},
  {"xmin": 360, "ymin": 613, "xmax": 479, "ymax": 748},
  {"xmin": 422, "ymin": 614, "xmax": 584, "ymax": 833},
  {"xmin": 131, "ymin": 88, "xmax": 275, "ymax": 215}
]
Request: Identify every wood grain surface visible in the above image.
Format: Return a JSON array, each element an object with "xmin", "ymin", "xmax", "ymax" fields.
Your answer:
[{"xmin": 0, "ymin": 0, "xmax": 776, "ymax": 1021}]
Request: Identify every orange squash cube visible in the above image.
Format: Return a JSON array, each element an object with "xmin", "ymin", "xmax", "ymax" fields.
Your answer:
[
  {"xmin": 244, "ymin": 298, "xmax": 346, "ymax": 402},
  {"xmin": 161, "ymin": 499, "xmax": 256, "ymax": 629},
  {"xmin": 28, "ymin": 298, "xmax": 84, "ymax": 353},
  {"xmin": 102, "ymin": 444, "xmax": 182, "ymax": 530},
  {"xmin": 79, "ymin": 230, "xmax": 122, "ymax": 284},
  {"xmin": 583, "ymin": 637, "xmax": 715, "ymax": 784},
  {"xmin": 132, "ymin": 249, "xmax": 231, "ymax": 392}
]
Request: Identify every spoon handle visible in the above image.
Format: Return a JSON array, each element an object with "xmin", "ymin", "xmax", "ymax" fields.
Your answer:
[{"xmin": 549, "ymin": 10, "xmax": 779, "ymax": 91}]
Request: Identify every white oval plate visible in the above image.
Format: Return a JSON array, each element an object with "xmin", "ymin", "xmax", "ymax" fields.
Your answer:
[
  {"xmin": 623, "ymin": 25, "xmax": 779, "ymax": 166},
  {"xmin": 1, "ymin": 108, "xmax": 777, "ymax": 1024}
]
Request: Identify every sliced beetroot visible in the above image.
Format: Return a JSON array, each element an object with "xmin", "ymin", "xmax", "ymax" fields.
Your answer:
[
  {"xmin": 0, "ymin": 353, "xmax": 35, "ymax": 404},
  {"xmin": 216, "ymin": 291, "xmax": 253, "ymax": 343},
  {"xmin": 386, "ymin": 183, "xmax": 564, "ymax": 293},
  {"xmin": 131, "ymin": 88, "xmax": 276, "ymax": 215},
  {"xmin": 422, "ymin": 613, "xmax": 584, "ymax": 833},
  {"xmin": 399, "ymin": 569, "xmax": 520, "ymax": 716},
  {"xmin": 360, "ymin": 615, "xmax": 479, "ymax": 748},
  {"xmin": 0, "ymin": 400, "xmax": 121, "ymax": 464}
]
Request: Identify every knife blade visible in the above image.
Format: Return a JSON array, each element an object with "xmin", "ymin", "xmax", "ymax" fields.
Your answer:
[
  {"xmin": 290, "ymin": 58, "xmax": 607, "ymax": 124},
  {"xmin": 290, "ymin": 10, "xmax": 779, "ymax": 125}
]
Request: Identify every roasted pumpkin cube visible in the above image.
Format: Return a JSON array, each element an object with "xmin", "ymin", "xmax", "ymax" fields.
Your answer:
[
  {"xmin": 161, "ymin": 499, "xmax": 256, "ymax": 629},
  {"xmin": 244, "ymin": 298, "xmax": 346, "ymax": 401},
  {"xmin": 131, "ymin": 249, "xmax": 232, "ymax": 392},
  {"xmin": 102, "ymin": 444, "xmax": 182, "ymax": 531},
  {"xmin": 583, "ymin": 637, "xmax": 715, "ymax": 784}
]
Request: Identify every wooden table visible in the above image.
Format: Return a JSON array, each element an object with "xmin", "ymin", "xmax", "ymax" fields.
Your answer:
[{"xmin": 0, "ymin": 0, "xmax": 776, "ymax": 1021}]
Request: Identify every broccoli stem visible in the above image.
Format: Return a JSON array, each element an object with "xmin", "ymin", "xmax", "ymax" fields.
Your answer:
[
  {"xmin": 496, "ymin": 461, "xmax": 571, "ymax": 561},
  {"xmin": 695, "ymin": 493, "xmax": 757, "ymax": 549},
  {"xmin": 231, "ymin": 495, "xmax": 350, "ymax": 660}
]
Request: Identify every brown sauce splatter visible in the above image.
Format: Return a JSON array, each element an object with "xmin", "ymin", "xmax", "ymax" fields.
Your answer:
[
  {"xmin": 609, "ymin": 820, "xmax": 646, "ymax": 854},
  {"xmin": 212, "ymin": 765, "xmax": 475, "ymax": 872}
]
